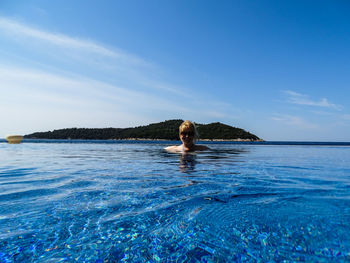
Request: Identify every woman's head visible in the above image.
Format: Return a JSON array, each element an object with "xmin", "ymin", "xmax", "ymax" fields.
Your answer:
[{"xmin": 179, "ymin": 120, "xmax": 197, "ymax": 146}]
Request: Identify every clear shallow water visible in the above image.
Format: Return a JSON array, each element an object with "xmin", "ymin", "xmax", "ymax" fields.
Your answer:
[{"xmin": 0, "ymin": 141, "xmax": 350, "ymax": 262}]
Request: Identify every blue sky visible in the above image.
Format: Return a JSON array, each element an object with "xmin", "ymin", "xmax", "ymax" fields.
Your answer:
[{"xmin": 1, "ymin": 0, "xmax": 350, "ymax": 141}]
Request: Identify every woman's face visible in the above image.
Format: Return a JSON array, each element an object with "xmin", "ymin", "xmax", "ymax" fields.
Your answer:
[{"xmin": 180, "ymin": 129, "xmax": 195, "ymax": 146}]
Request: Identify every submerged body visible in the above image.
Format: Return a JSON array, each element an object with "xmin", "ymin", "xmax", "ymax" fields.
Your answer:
[{"xmin": 164, "ymin": 120, "xmax": 209, "ymax": 152}]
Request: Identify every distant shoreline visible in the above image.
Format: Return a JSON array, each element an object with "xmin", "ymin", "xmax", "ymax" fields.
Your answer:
[
  {"xmin": 1, "ymin": 139, "xmax": 350, "ymax": 146},
  {"xmin": 20, "ymin": 138, "xmax": 264, "ymax": 142},
  {"xmin": 110, "ymin": 138, "xmax": 265, "ymax": 142}
]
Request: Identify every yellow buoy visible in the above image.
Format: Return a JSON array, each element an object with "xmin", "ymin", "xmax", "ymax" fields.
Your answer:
[{"xmin": 5, "ymin": 135, "xmax": 24, "ymax": 144}]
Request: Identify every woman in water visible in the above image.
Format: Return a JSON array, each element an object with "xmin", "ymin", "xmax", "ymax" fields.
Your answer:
[{"xmin": 165, "ymin": 120, "xmax": 209, "ymax": 152}]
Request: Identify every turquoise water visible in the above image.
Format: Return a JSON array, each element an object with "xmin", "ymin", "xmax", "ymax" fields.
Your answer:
[{"xmin": 0, "ymin": 141, "xmax": 350, "ymax": 262}]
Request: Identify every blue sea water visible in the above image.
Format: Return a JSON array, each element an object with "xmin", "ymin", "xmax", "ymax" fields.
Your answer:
[{"xmin": 0, "ymin": 140, "xmax": 350, "ymax": 262}]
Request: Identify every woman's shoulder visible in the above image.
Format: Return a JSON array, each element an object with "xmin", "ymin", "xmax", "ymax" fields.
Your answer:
[
  {"xmin": 164, "ymin": 145, "xmax": 182, "ymax": 152},
  {"xmin": 164, "ymin": 144, "xmax": 209, "ymax": 152}
]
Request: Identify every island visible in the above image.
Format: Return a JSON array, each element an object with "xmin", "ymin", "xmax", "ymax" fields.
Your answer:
[{"xmin": 24, "ymin": 119, "xmax": 262, "ymax": 141}]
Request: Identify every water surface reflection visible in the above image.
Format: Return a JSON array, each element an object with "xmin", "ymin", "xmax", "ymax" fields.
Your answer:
[
  {"xmin": 177, "ymin": 147, "xmax": 248, "ymax": 173},
  {"xmin": 179, "ymin": 153, "xmax": 197, "ymax": 173}
]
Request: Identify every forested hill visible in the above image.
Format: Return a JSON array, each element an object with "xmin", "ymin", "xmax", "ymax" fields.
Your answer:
[{"xmin": 24, "ymin": 120, "xmax": 262, "ymax": 141}]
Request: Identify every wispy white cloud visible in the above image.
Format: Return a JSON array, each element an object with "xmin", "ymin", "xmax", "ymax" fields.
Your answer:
[
  {"xmin": 0, "ymin": 17, "xmax": 186, "ymax": 101},
  {"xmin": 271, "ymin": 114, "xmax": 319, "ymax": 129},
  {"xmin": 310, "ymin": 110, "xmax": 334, "ymax": 116},
  {"xmin": 0, "ymin": 17, "xmax": 114, "ymax": 57},
  {"xmin": 0, "ymin": 16, "xmax": 149, "ymax": 67},
  {"xmin": 342, "ymin": 114, "xmax": 350, "ymax": 121},
  {"xmin": 0, "ymin": 65, "xmax": 187, "ymax": 112},
  {"xmin": 283, "ymin": 90, "xmax": 342, "ymax": 110},
  {"xmin": 0, "ymin": 64, "xmax": 240, "ymax": 136},
  {"xmin": 0, "ymin": 16, "xmax": 199, "ymax": 101}
]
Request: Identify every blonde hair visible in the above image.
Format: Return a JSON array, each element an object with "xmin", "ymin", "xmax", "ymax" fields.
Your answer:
[{"xmin": 179, "ymin": 120, "xmax": 198, "ymax": 138}]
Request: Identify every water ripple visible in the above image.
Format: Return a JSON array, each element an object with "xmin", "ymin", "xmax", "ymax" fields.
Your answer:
[
  {"xmin": 1, "ymin": 142, "xmax": 350, "ymax": 262},
  {"xmin": 0, "ymin": 188, "xmax": 60, "ymax": 202}
]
